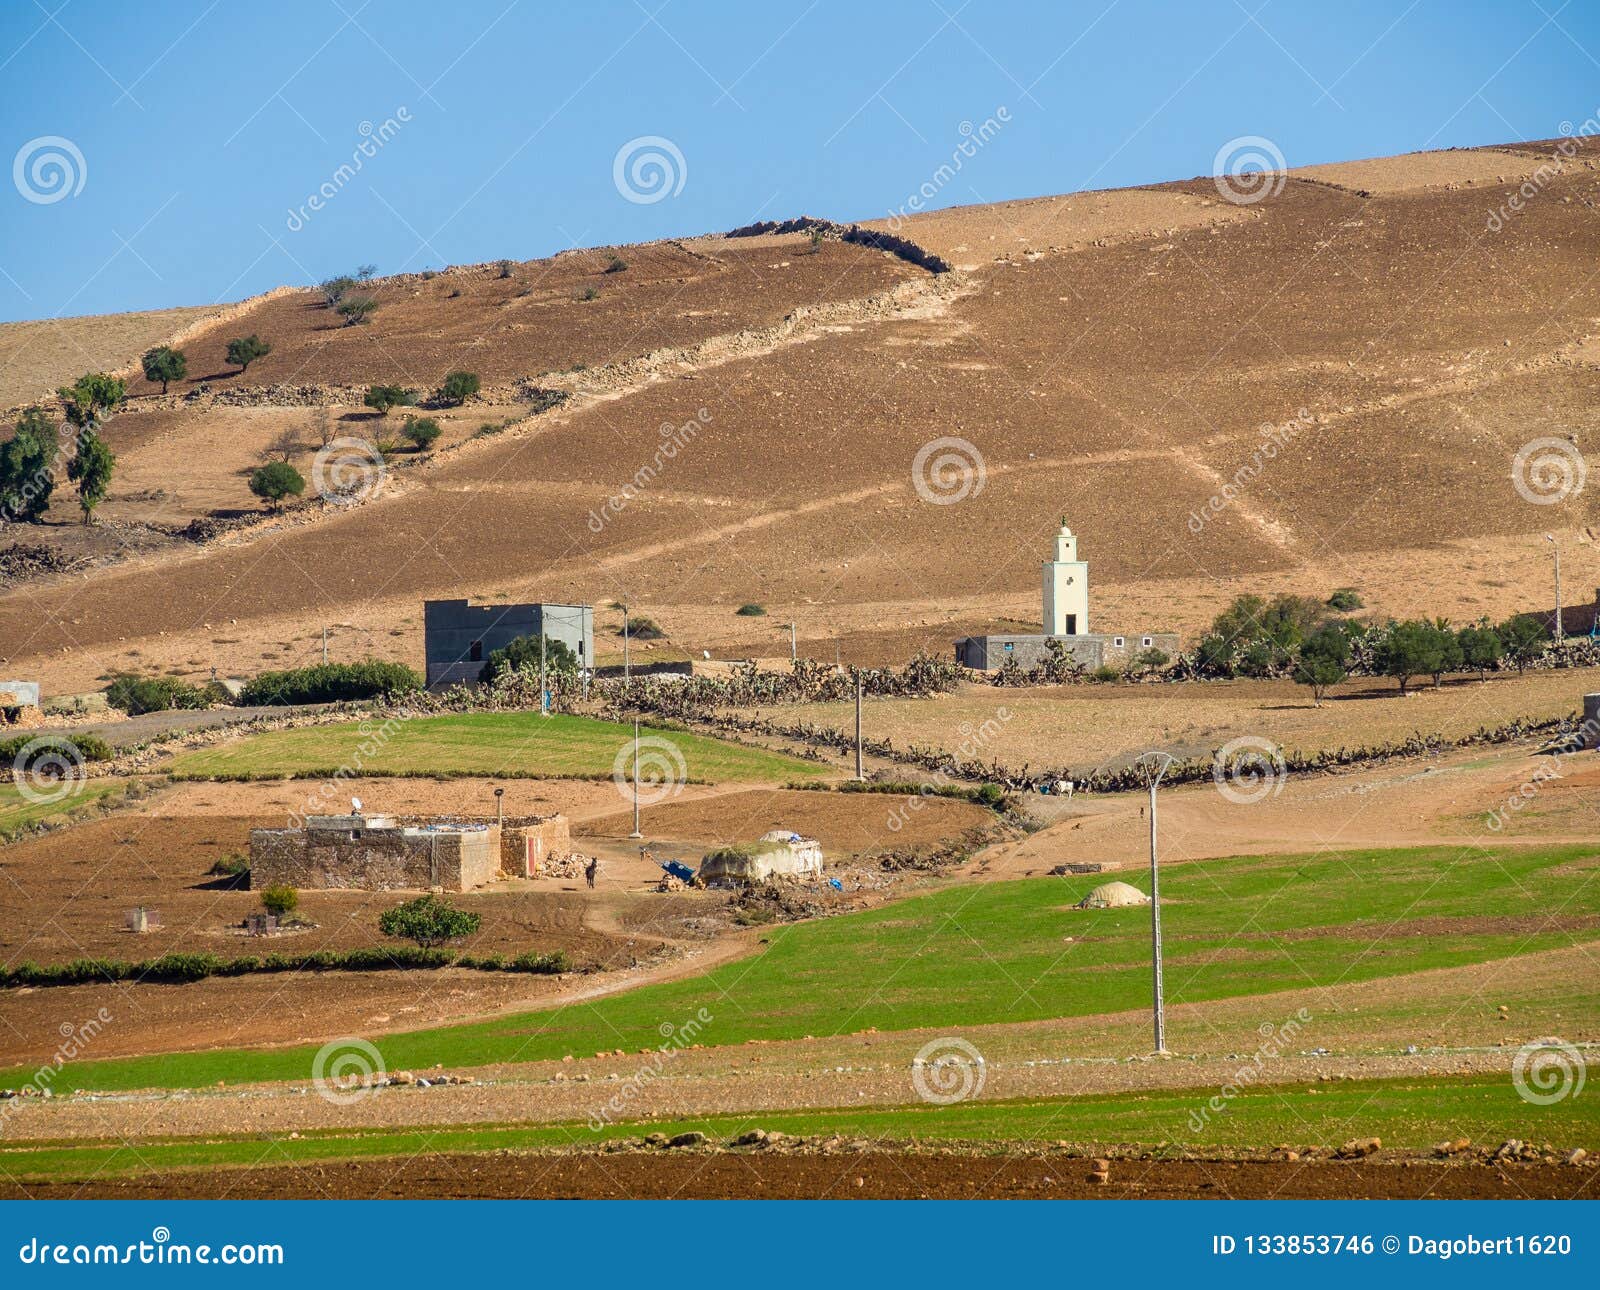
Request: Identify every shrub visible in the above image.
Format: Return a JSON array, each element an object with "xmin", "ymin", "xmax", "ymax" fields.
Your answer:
[
  {"xmin": 336, "ymin": 295, "xmax": 378, "ymax": 326},
  {"xmin": 1496, "ymin": 614, "xmax": 1550, "ymax": 673},
  {"xmin": 480, "ymin": 633, "xmax": 579, "ymax": 684},
  {"xmin": 106, "ymin": 673, "xmax": 210, "ymax": 715},
  {"xmin": 437, "ymin": 370, "xmax": 480, "ymax": 405},
  {"xmin": 259, "ymin": 883, "xmax": 298, "ymax": 918},
  {"xmin": 1132, "ymin": 647, "xmax": 1170, "ymax": 672},
  {"xmin": 208, "ymin": 854, "xmax": 250, "ymax": 885},
  {"xmin": 0, "ymin": 731, "xmax": 112, "ymax": 765},
  {"xmin": 364, "ymin": 385, "xmax": 416, "ymax": 416},
  {"xmin": 735, "ymin": 603, "xmax": 766, "ymax": 616},
  {"xmin": 401, "ymin": 416, "xmax": 441, "ymax": 451},
  {"xmin": 1090, "ymin": 664, "xmax": 1121, "ymax": 682},
  {"xmin": 1327, "ymin": 587, "xmax": 1363, "ymax": 612},
  {"xmin": 320, "ymin": 275, "xmax": 356, "ymax": 305},
  {"xmin": 974, "ymin": 782, "xmax": 1006, "ymax": 809},
  {"xmin": 622, "ymin": 615, "xmax": 665, "ymax": 640},
  {"xmin": 0, "ymin": 407, "xmax": 58, "ymax": 522},
  {"xmin": 226, "ymin": 334, "xmax": 272, "ymax": 373},
  {"xmin": 141, "ymin": 345, "xmax": 187, "ymax": 393},
  {"xmin": 1292, "ymin": 623, "xmax": 1351, "ymax": 705},
  {"xmin": 236, "ymin": 660, "xmax": 422, "ymax": 705},
  {"xmin": 497, "ymin": 259, "xmax": 514, "ymax": 279},
  {"xmin": 603, "ymin": 256, "xmax": 627, "ymax": 274},
  {"xmin": 378, "ymin": 894, "xmax": 481, "ymax": 948},
  {"xmin": 249, "ymin": 461, "xmax": 305, "ymax": 509},
  {"xmin": 509, "ymin": 949, "xmax": 571, "ymax": 974},
  {"xmin": 575, "ymin": 285, "xmax": 599, "ymax": 302}
]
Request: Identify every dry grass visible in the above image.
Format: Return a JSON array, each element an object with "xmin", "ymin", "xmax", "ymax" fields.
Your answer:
[{"xmin": 0, "ymin": 306, "xmax": 216, "ymax": 410}]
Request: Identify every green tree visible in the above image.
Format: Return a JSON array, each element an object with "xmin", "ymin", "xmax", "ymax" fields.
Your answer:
[
  {"xmin": 57, "ymin": 372, "xmax": 125, "ymax": 434},
  {"xmin": 1496, "ymin": 614, "xmax": 1549, "ymax": 673},
  {"xmin": 336, "ymin": 295, "xmax": 378, "ymax": 326},
  {"xmin": 1373, "ymin": 619, "xmax": 1456, "ymax": 694},
  {"xmin": 140, "ymin": 345, "xmax": 187, "ymax": 393},
  {"xmin": 321, "ymin": 274, "xmax": 356, "ymax": 305},
  {"xmin": 364, "ymin": 385, "xmax": 416, "ymax": 417},
  {"xmin": 401, "ymin": 415, "xmax": 441, "ymax": 452},
  {"xmin": 1292, "ymin": 623, "xmax": 1351, "ymax": 705},
  {"xmin": 1198, "ymin": 592, "xmax": 1326, "ymax": 677},
  {"xmin": 0, "ymin": 407, "xmax": 58, "ymax": 522},
  {"xmin": 248, "ymin": 461, "xmax": 305, "ymax": 509},
  {"xmin": 65, "ymin": 430, "xmax": 115, "ymax": 524},
  {"xmin": 1458, "ymin": 623, "xmax": 1504, "ymax": 681},
  {"xmin": 437, "ymin": 370, "xmax": 480, "ymax": 405},
  {"xmin": 378, "ymin": 894, "xmax": 480, "ymax": 948},
  {"xmin": 226, "ymin": 334, "xmax": 272, "ymax": 373},
  {"xmin": 480, "ymin": 633, "xmax": 579, "ymax": 684}
]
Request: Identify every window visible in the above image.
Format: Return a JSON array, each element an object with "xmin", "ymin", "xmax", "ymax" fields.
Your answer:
[
  {"xmin": 469, "ymin": 640, "xmax": 483, "ymax": 662},
  {"xmin": 1142, "ymin": 636, "xmax": 1153, "ymax": 647},
  {"xmin": 1003, "ymin": 641, "xmax": 1014, "ymax": 652},
  {"xmin": 1113, "ymin": 636, "xmax": 1124, "ymax": 648},
  {"xmin": 1064, "ymin": 614, "xmax": 1077, "ymax": 634}
]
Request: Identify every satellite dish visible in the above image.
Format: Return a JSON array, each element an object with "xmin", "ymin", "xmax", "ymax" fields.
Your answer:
[
  {"xmin": 351, "ymin": 796, "xmax": 363, "ymax": 815},
  {"xmin": 702, "ymin": 650, "xmax": 711, "ymax": 660}
]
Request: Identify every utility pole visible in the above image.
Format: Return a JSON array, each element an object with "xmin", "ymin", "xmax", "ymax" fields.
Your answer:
[
  {"xmin": 321, "ymin": 626, "xmax": 328, "ymax": 665},
  {"xmin": 1546, "ymin": 534, "xmax": 1564, "ymax": 641},
  {"xmin": 1136, "ymin": 751, "xmax": 1175, "ymax": 1056},
  {"xmin": 494, "ymin": 786, "xmax": 504, "ymax": 831},
  {"xmin": 628, "ymin": 716, "xmax": 643, "ymax": 839},
  {"xmin": 623, "ymin": 608, "xmax": 631, "ymax": 683},
  {"xmin": 789, "ymin": 621, "xmax": 797, "ymax": 663},
  {"xmin": 539, "ymin": 626, "xmax": 548, "ymax": 715},
  {"xmin": 854, "ymin": 668, "xmax": 864, "ymax": 780}
]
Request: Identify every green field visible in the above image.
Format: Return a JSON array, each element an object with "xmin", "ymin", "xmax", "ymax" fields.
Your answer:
[
  {"xmin": 165, "ymin": 712, "xmax": 825, "ymax": 782},
  {"xmin": 11, "ymin": 843, "xmax": 1597, "ymax": 1094},
  {"xmin": 2, "ymin": 1074, "xmax": 1590, "ymax": 1182},
  {"xmin": 0, "ymin": 780, "xmax": 120, "ymax": 835}
]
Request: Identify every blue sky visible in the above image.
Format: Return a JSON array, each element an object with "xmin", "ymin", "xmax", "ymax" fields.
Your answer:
[{"xmin": 2, "ymin": 0, "xmax": 1597, "ymax": 321}]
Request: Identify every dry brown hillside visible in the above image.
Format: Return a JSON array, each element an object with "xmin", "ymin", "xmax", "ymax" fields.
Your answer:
[{"xmin": 2, "ymin": 139, "xmax": 1598, "ymax": 690}]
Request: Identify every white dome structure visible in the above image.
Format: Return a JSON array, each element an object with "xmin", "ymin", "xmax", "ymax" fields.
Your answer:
[{"xmin": 1076, "ymin": 881, "xmax": 1149, "ymax": 909}]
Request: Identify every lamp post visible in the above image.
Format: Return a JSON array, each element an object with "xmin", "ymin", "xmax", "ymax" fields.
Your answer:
[
  {"xmin": 1136, "ymin": 751, "xmax": 1175, "ymax": 1056},
  {"xmin": 493, "ymin": 786, "xmax": 504, "ymax": 830},
  {"xmin": 1545, "ymin": 534, "xmax": 1564, "ymax": 642}
]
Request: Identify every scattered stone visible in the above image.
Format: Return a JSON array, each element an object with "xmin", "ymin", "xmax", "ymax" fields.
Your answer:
[
  {"xmin": 1336, "ymin": 1137, "xmax": 1381, "ymax": 1159},
  {"xmin": 642, "ymin": 1132, "xmax": 668, "ymax": 1147},
  {"xmin": 733, "ymin": 1129, "xmax": 768, "ymax": 1147},
  {"xmin": 668, "ymin": 1131, "xmax": 706, "ymax": 1148},
  {"xmin": 1566, "ymin": 1148, "xmax": 1587, "ymax": 1167}
]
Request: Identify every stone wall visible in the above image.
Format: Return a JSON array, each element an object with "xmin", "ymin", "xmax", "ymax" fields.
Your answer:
[
  {"xmin": 250, "ymin": 823, "xmax": 501, "ymax": 892},
  {"xmin": 501, "ymin": 815, "xmax": 573, "ymax": 877}
]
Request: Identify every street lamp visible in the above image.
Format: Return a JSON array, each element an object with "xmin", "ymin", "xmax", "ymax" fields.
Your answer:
[
  {"xmin": 1135, "ymin": 750, "xmax": 1175, "ymax": 1056},
  {"xmin": 1545, "ymin": 534, "xmax": 1564, "ymax": 642},
  {"xmin": 493, "ymin": 786, "xmax": 504, "ymax": 830}
]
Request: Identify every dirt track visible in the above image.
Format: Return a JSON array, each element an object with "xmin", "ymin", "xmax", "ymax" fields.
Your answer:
[{"xmin": 9, "ymin": 1150, "xmax": 1591, "ymax": 1200}]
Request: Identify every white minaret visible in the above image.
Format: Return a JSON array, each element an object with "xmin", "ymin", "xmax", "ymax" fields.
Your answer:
[{"xmin": 1042, "ymin": 518, "xmax": 1088, "ymax": 635}]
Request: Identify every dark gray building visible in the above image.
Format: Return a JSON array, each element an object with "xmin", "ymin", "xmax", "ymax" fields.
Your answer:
[
  {"xmin": 955, "ymin": 631, "xmax": 1179, "ymax": 672},
  {"xmin": 423, "ymin": 599, "xmax": 595, "ymax": 689}
]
